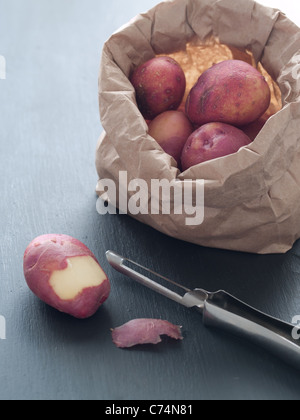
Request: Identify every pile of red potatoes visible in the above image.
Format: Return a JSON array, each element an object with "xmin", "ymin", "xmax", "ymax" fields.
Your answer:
[
  {"xmin": 21, "ymin": 54, "xmax": 273, "ymax": 323},
  {"xmin": 131, "ymin": 56, "xmax": 271, "ymax": 171}
]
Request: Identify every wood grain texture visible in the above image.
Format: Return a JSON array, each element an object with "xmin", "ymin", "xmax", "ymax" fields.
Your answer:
[{"xmin": 1, "ymin": 0, "xmax": 300, "ymax": 401}]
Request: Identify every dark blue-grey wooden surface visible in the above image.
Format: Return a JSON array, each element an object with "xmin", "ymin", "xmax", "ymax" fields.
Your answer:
[{"xmin": 1, "ymin": 0, "xmax": 300, "ymax": 401}]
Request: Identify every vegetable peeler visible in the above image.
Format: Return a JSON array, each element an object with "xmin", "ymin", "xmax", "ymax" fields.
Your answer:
[{"xmin": 106, "ymin": 250, "xmax": 300, "ymax": 369}]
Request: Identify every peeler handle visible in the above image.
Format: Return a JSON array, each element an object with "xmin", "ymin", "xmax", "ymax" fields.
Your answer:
[{"xmin": 202, "ymin": 290, "xmax": 300, "ymax": 368}]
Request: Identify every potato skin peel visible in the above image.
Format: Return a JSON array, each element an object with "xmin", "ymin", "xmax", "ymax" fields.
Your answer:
[
  {"xmin": 111, "ymin": 319, "xmax": 183, "ymax": 348},
  {"xmin": 23, "ymin": 234, "xmax": 110, "ymax": 319}
]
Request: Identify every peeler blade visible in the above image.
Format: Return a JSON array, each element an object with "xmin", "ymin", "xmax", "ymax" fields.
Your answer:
[
  {"xmin": 105, "ymin": 250, "xmax": 207, "ymax": 310},
  {"xmin": 106, "ymin": 251, "xmax": 300, "ymax": 369}
]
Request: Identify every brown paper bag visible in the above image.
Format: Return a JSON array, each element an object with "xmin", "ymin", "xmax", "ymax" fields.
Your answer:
[{"xmin": 96, "ymin": 0, "xmax": 300, "ymax": 254}]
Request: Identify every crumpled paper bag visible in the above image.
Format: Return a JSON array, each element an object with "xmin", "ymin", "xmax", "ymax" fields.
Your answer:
[{"xmin": 96, "ymin": 0, "xmax": 300, "ymax": 254}]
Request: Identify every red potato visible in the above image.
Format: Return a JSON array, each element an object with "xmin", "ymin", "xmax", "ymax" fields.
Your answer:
[
  {"xmin": 241, "ymin": 116, "xmax": 269, "ymax": 141},
  {"xmin": 23, "ymin": 234, "xmax": 111, "ymax": 319},
  {"xmin": 131, "ymin": 56, "xmax": 186, "ymax": 120},
  {"xmin": 186, "ymin": 60, "xmax": 271, "ymax": 127},
  {"xmin": 148, "ymin": 111, "xmax": 193, "ymax": 164},
  {"xmin": 181, "ymin": 122, "xmax": 252, "ymax": 171}
]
